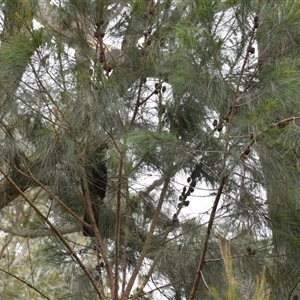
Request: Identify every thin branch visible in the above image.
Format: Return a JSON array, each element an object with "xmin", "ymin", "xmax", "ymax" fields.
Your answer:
[
  {"xmin": 0, "ymin": 224, "xmax": 79, "ymax": 238},
  {"xmin": 287, "ymin": 277, "xmax": 300, "ymax": 300},
  {"xmin": 0, "ymin": 167, "xmax": 106, "ymax": 300},
  {"xmin": 121, "ymin": 176, "xmax": 171, "ymax": 300},
  {"xmin": 0, "ymin": 235, "xmax": 14, "ymax": 259},
  {"xmin": 114, "ymin": 154, "xmax": 124, "ymax": 299},
  {"xmin": 0, "ymin": 267, "xmax": 51, "ymax": 300},
  {"xmin": 130, "ymin": 254, "xmax": 160, "ymax": 300},
  {"xmin": 205, "ymin": 253, "xmax": 286, "ymax": 263},
  {"xmin": 200, "ymin": 271, "xmax": 213, "ymax": 294},
  {"xmin": 121, "ymin": 159, "xmax": 131, "ymax": 294},
  {"xmin": 240, "ymin": 116, "xmax": 300, "ymax": 158},
  {"xmin": 189, "ymin": 174, "xmax": 228, "ymax": 300}
]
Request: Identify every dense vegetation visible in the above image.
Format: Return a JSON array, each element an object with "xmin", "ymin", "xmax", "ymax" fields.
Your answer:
[{"xmin": 1, "ymin": 1, "xmax": 300, "ymax": 299}]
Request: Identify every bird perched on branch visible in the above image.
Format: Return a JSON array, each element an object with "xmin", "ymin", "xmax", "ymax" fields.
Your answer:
[{"xmin": 82, "ymin": 142, "xmax": 108, "ymax": 237}]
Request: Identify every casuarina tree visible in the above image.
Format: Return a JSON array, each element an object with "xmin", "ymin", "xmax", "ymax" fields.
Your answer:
[{"xmin": 1, "ymin": 1, "xmax": 300, "ymax": 299}]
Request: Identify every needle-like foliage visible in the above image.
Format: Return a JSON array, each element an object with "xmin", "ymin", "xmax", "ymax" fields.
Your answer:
[{"xmin": 1, "ymin": 1, "xmax": 300, "ymax": 299}]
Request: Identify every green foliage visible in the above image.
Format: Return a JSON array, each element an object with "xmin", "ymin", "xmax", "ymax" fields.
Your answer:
[
  {"xmin": 127, "ymin": 130, "xmax": 180, "ymax": 168},
  {"xmin": 210, "ymin": 243, "xmax": 271, "ymax": 300},
  {"xmin": 2, "ymin": 0, "xmax": 300, "ymax": 299},
  {"xmin": 0, "ymin": 33, "xmax": 41, "ymax": 73}
]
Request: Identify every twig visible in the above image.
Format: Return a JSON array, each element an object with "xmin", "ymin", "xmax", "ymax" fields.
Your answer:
[
  {"xmin": 287, "ymin": 277, "xmax": 300, "ymax": 300},
  {"xmin": 0, "ymin": 167, "xmax": 106, "ymax": 300},
  {"xmin": 114, "ymin": 154, "xmax": 124, "ymax": 299},
  {"xmin": 189, "ymin": 174, "xmax": 228, "ymax": 300},
  {"xmin": 200, "ymin": 271, "xmax": 213, "ymax": 294},
  {"xmin": 0, "ymin": 267, "xmax": 51, "ymax": 300},
  {"xmin": 121, "ymin": 177, "xmax": 171, "ymax": 300}
]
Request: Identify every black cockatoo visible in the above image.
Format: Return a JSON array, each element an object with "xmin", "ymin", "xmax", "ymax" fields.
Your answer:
[{"xmin": 82, "ymin": 142, "xmax": 108, "ymax": 237}]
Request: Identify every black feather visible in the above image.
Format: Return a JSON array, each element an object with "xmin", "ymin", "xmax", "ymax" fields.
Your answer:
[
  {"xmin": 88, "ymin": 161, "xmax": 107, "ymax": 200},
  {"xmin": 82, "ymin": 144, "xmax": 108, "ymax": 237}
]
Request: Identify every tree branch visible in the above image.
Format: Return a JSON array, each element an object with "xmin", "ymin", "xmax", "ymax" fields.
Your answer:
[
  {"xmin": 189, "ymin": 174, "xmax": 228, "ymax": 300},
  {"xmin": 0, "ymin": 224, "xmax": 79, "ymax": 238},
  {"xmin": 0, "ymin": 167, "xmax": 106, "ymax": 300},
  {"xmin": 0, "ymin": 267, "xmax": 51, "ymax": 300},
  {"xmin": 114, "ymin": 153, "xmax": 124, "ymax": 299},
  {"xmin": 122, "ymin": 176, "xmax": 171, "ymax": 300}
]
